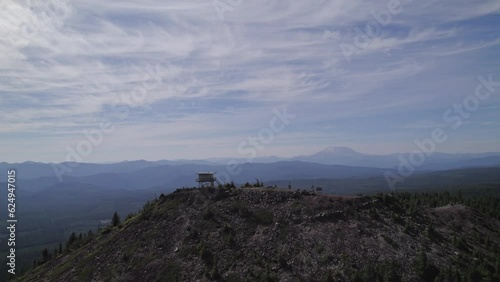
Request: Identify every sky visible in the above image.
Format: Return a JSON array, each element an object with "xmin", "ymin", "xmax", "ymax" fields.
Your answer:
[{"xmin": 0, "ymin": 0, "xmax": 500, "ymax": 163}]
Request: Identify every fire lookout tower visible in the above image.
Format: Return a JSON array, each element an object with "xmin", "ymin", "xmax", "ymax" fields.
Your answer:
[{"xmin": 196, "ymin": 172, "xmax": 221, "ymax": 188}]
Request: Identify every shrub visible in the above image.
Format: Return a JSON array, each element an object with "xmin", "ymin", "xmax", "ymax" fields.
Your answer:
[
  {"xmin": 253, "ymin": 209, "xmax": 273, "ymax": 225},
  {"xmin": 202, "ymin": 208, "xmax": 215, "ymax": 220}
]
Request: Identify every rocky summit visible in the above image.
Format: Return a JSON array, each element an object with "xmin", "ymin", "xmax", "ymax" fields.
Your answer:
[{"xmin": 16, "ymin": 188, "xmax": 500, "ymax": 281}]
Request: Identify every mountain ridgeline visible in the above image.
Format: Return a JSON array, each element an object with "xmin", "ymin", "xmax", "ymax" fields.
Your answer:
[
  {"xmin": 3, "ymin": 147, "xmax": 500, "ymax": 183},
  {"xmin": 16, "ymin": 187, "xmax": 500, "ymax": 282}
]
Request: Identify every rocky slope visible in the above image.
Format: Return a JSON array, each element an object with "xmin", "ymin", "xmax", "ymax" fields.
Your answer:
[{"xmin": 15, "ymin": 188, "xmax": 500, "ymax": 281}]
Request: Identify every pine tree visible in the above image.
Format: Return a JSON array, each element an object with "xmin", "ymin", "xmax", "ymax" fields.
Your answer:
[
  {"xmin": 495, "ymin": 256, "xmax": 500, "ymax": 278},
  {"xmin": 254, "ymin": 178, "xmax": 261, "ymax": 187},
  {"xmin": 434, "ymin": 268, "xmax": 446, "ymax": 282},
  {"xmin": 67, "ymin": 232, "xmax": 77, "ymax": 249},
  {"xmin": 415, "ymin": 250, "xmax": 428, "ymax": 278},
  {"xmin": 350, "ymin": 272, "xmax": 363, "ymax": 282},
  {"xmin": 112, "ymin": 211, "xmax": 121, "ymax": 227},
  {"xmin": 384, "ymin": 261, "xmax": 401, "ymax": 282},
  {"xmin": 324, "ymin": 271, "xmax": 334, "ymax": 282},
  {"xmin": 404, "ymin": 219, "xmax": 411, "ymax": 233},
  {"xmin": 41, "ymin": 248, "xmax": 49, "ymax": 263}
]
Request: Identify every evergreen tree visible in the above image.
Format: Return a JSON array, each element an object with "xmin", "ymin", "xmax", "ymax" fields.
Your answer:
[
  {"xmin": 67, "ymin": 232, "xmax": 77, "ymax": 248},
  {"xmin": 112, "ymin": 211, "xmax": 121, "ymax": 227},
  {"xmin": 41, "ymin": 248, "xmax": 49, "ymax": 263},
  {"xmin": 467, "ymin": 265, "xmax": 482, "ymax": 281},
  {"xmin": 404, "ymin": 219, "xmax": 411, "ymax": 233},
  {"xmin": 384, "ymin": 261, "xmax": 401, "ymax": 282},
  {"xmin": 254, "ymin": 178, "xmax": 261, "ymax": 187},
  {"xmin": 324, "ymin": 271, "xmax": 334, "ymax": 282},
  {"xmin": 415, "ymin": 250, "xmax": 428, "ymax": 278},
  {"xmin": 414, "ymin": 250, "xmax": 439, "ymax": 281},
  {"xmin": 495, "ymin": 256, "xmax": 500, "ymax": 278}
]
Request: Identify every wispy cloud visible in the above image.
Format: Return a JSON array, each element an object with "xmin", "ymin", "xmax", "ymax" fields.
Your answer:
[{"xmin": 1, "ymin": 0, "xmax": 500, "ymax": 162}]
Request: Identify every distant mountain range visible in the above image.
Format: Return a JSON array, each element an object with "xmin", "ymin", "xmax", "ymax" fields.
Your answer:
[
  {"xmin": 1, "ymin": 161, "xmax": 390, "ymax": 194},
  {"xmin": 2, "ymin": 146, "xmax": 500, "ymax": 182},
  {"xmin": 1, "ymin": 146, "xmax": 498, "ymax": 207},
  {"xmin": 290, "ymin": 146, "xmax": 500, "ymax": 169}
]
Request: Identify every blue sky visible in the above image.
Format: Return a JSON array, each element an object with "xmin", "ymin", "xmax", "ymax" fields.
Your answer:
[{"xmin": 0, "ymin": 0, "xmax": 499, "ymax": 163}]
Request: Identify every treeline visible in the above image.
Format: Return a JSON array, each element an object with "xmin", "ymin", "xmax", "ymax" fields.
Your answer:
[
  {"xmin": 221, "ymin": 178, "xmax": 267, "ymax": 188},
  {"xmin": 368, "ymin": 187, "xmax": 500, "ymax": 282},
  {"xmin": 33, "ymin": 229, "xmax": 95, "ymax": 268},
  {"xmin": 348, "ymin": 249, "xmax": 500, "ymax": 282},
  {"xmin": 29, "ymin": 211, "xmax": 123, "ymax": 270},
  {"xmin": 394, "ymin": 186, "xmax": 500, "ymax": 220}
]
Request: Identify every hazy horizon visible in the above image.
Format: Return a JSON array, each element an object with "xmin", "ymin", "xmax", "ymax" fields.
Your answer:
[{"xmin": 3, "ymin": 145, "xmax": 500, "ymax": 165}]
